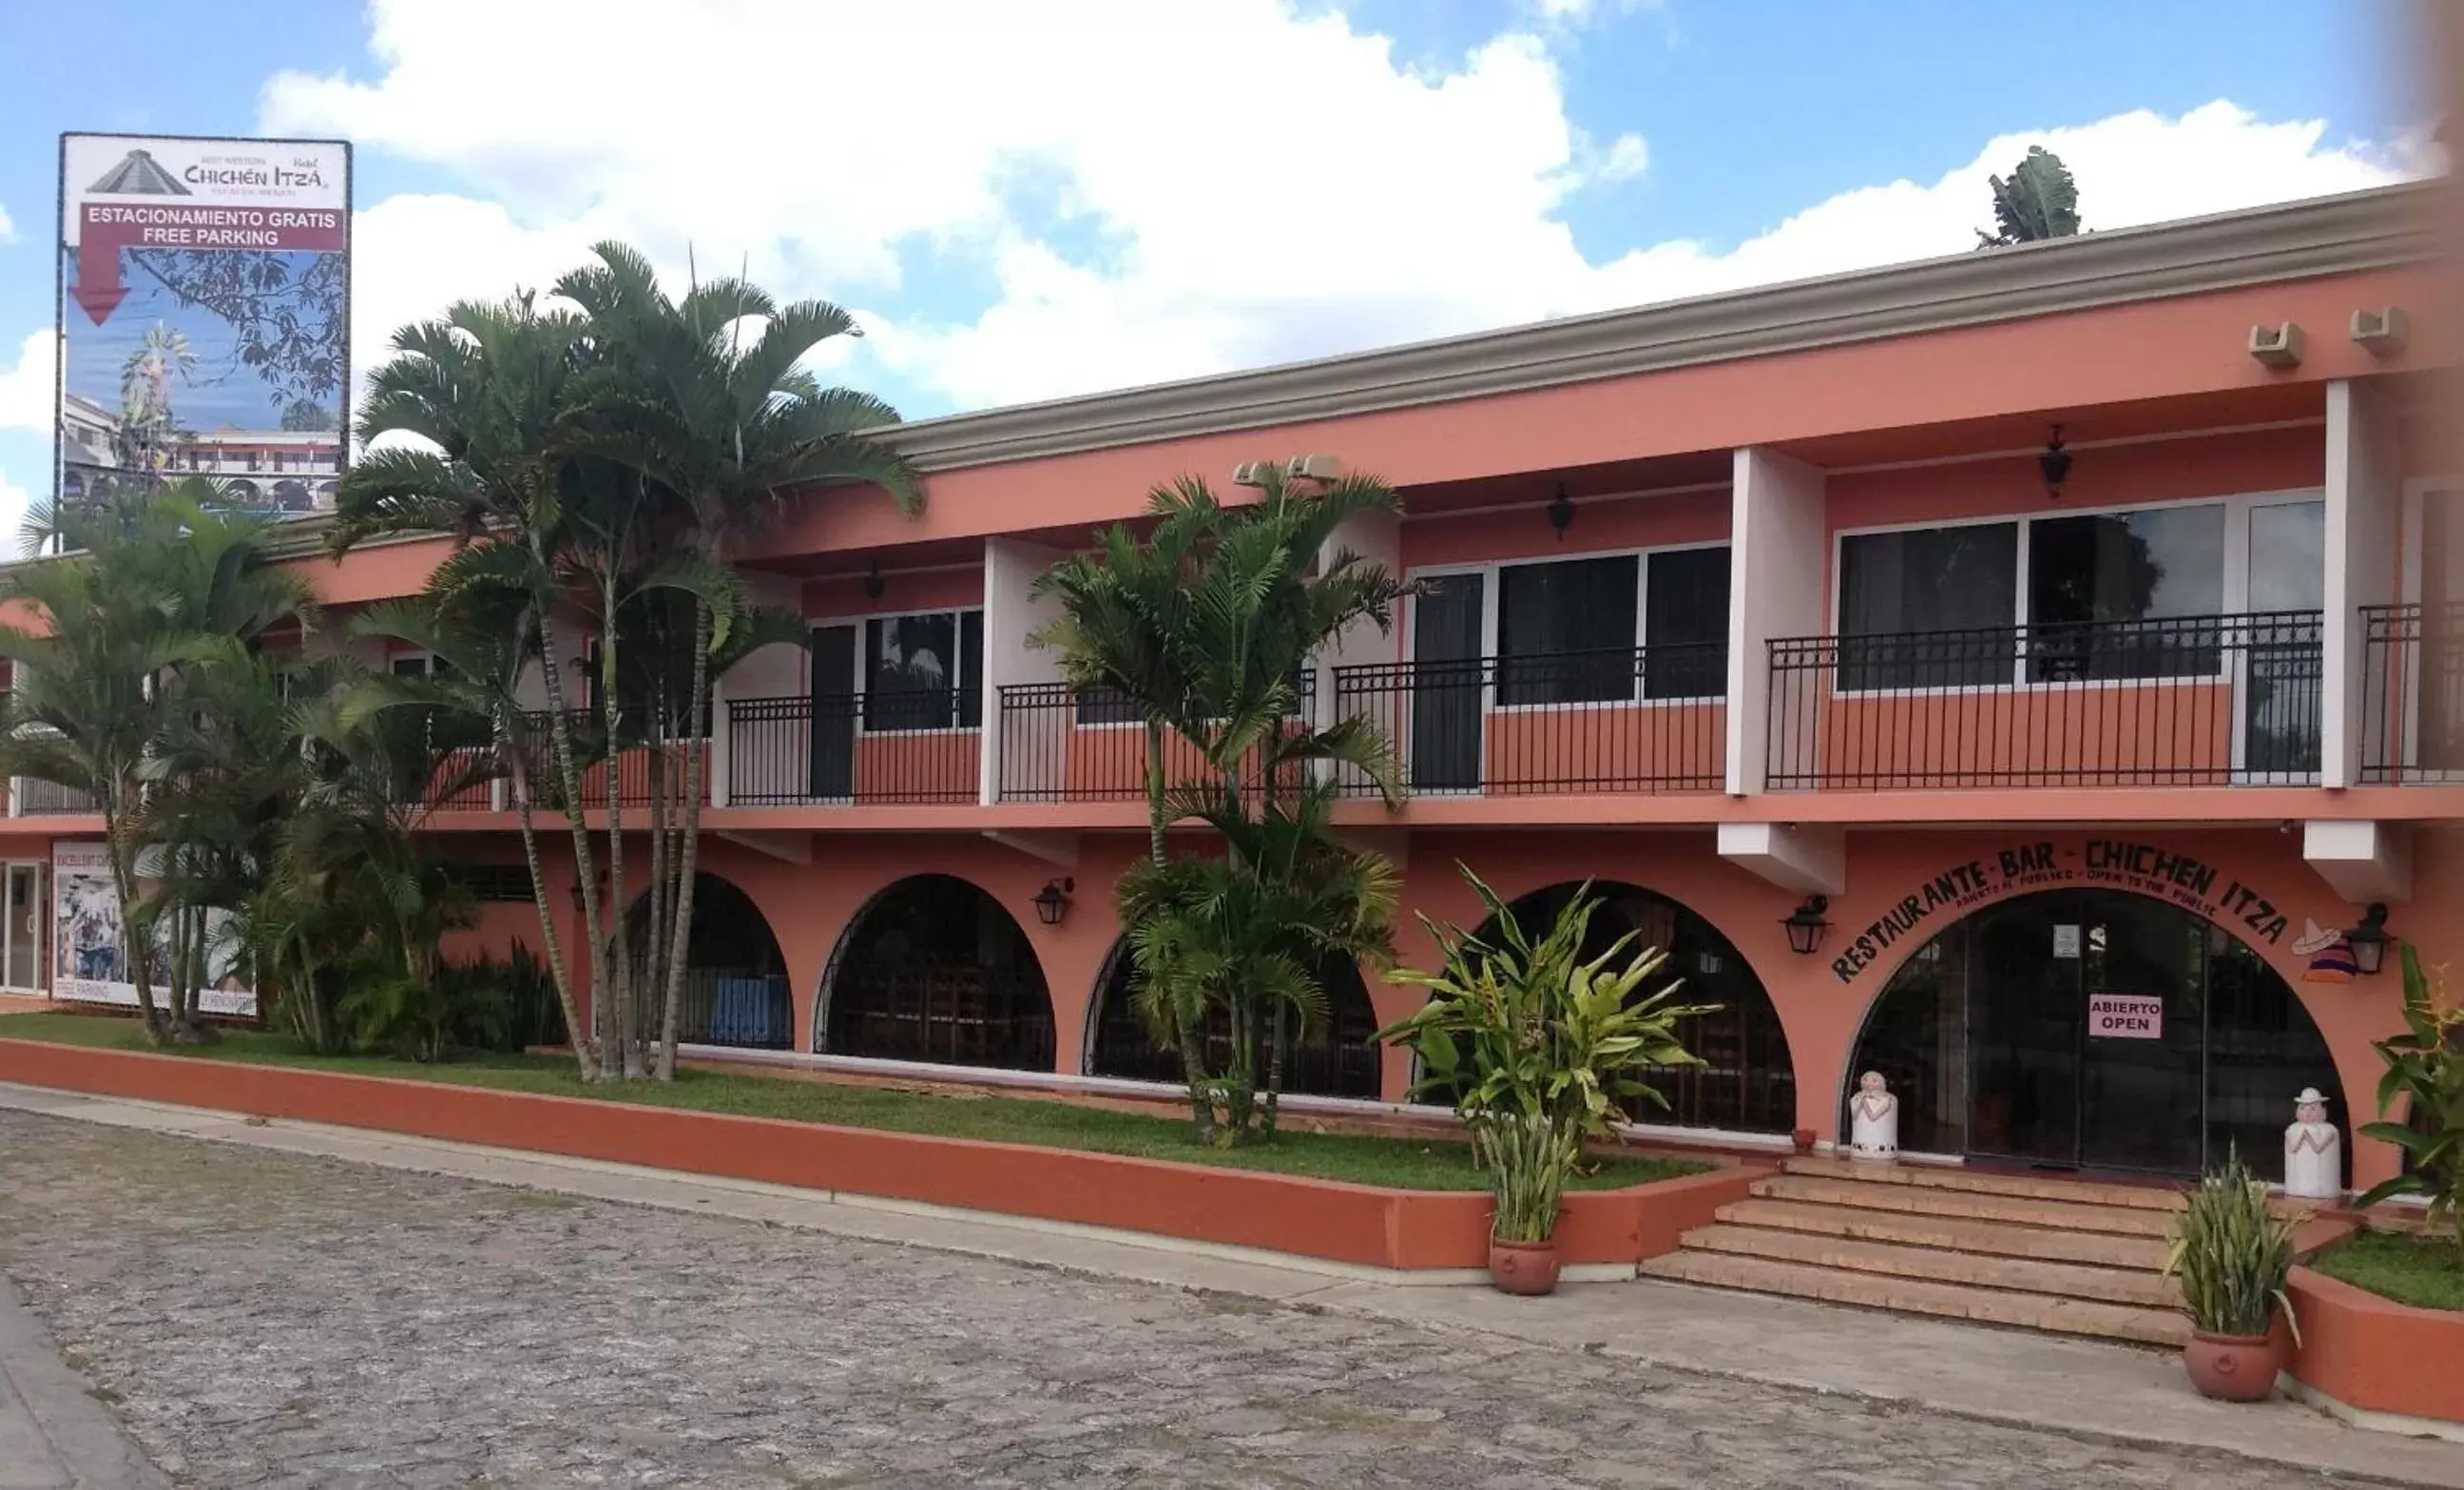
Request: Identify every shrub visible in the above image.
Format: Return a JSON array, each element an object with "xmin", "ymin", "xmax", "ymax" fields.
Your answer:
[
  {"xmin": 2166, "ymin": 1151, "xmax": 2300, "ymax": 1342},
  {"xmin": 2357, "ymin": 945, "xmax": 2464, "ymax": 1268}
]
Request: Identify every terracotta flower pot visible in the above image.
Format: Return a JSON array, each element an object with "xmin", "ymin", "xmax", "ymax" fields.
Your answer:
[
  {"xmin": 2183, "ymin": 1329, "xmax": 2281, "ymax": 1402},
  {"xmin": 1488, "ymin": 1236, "xmax": 1561, "ymax": 1295},
  {"xmin": 1791, "ymin": 1128, "xmax": 1817, "ymax": 1154}
]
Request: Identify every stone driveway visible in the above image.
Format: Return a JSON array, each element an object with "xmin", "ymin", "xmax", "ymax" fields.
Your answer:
[{"xmin": 0, "ymin": 1109, "xmax": 2424, "ymax": 1487}]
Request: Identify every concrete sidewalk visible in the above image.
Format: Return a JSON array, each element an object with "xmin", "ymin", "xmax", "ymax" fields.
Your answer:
[
  {"xmin": 3, "ymin": 1079, "xmax": 2459, "ymax": 1488},
  {"xmin": 0, "ymin": 1270, "xmax": 166, "ymax": 1490}
]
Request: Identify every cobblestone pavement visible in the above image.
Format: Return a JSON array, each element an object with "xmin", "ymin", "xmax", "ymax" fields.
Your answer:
[{"xmin": 0, "ymin": 1110, "xmax": 2395, "ymax": 1488}]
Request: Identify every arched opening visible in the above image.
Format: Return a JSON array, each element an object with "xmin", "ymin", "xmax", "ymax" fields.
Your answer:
[
  {"xmin": 271, "ymin": 477, "xmax": 313, "ymax": 512},
  {"xmin": 1467, "ymin": 881, "xmax": 1796, "ymax": 1133},
  {"xmin": 819, "ymin": 874, "xmax": 1054, "ymax": 1071},
  {"xmin": 626, "ymin": 874, "xmax": 789, "ymax": 1049},
  {"xmin": 1846, "ymin": 888, "xmax": 2346, "ymax": 1182},
  {"xmin": 1084, "ymin": 942, "xmax": 1381, "ymax": 1098}
]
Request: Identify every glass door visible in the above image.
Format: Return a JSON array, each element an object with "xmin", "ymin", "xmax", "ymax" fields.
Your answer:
[
  {"xmin": 2073, "ymin": 899, "xmax": 2205, "ymax": 1175},
  {"xmin": 2, "ymin": 862, "xmax": 39, "ymax": 992},
  {"xmin": 1964, "ymin": 896, "xmax": 2082, "ymax": 1167},
  {"xmin": 809, "ymin": 625, "xmax": 857, "ymax": 800},
  {"xmin": 1409, "ymin": 574, "xmax": 1484, "ymax": 791}
]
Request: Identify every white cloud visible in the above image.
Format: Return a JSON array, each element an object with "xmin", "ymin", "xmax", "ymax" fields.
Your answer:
[
  {"xmin": 0, "ymin": 202, "xmax": 15, "ymax": 244},
  {"xmin": 1598, "ymin": 132, "xmax": 1650, "ymax": 182},
  {"xmin": 0, "ymin": 467, "xmax": 27, "ymax": 557},
  {"xmin": 0, "ymin": 331, "xmax": 55, "ymax": 435},
  {"xmin": 261, "ymin": 1, "xmax": 2428, "ymax": 415}
]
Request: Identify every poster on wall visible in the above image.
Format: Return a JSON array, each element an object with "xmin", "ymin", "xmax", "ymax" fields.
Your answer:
[
  {"xmin": 55, "ymin": 133, "xmax": 351, "ymax": 525},
  {"xmin": 50, "ymin": 841, "xmax": 255, "ymax": 1017}
]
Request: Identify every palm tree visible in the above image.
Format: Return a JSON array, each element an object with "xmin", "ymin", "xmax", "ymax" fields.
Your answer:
[
  {"xmin": 0, "ymin": 480, "xmax": 310, "ymax": 1043},
  {"xmin": 552, "ymin": 242, "xmax": 921, "ymax": 1080},
  {"xmin": 1039, "ymin": 463, "xmax": 1413, "ymax": 1142},
  {"xmin": 1977, "ymin": 146, "xmax": 2081, "ymax": 247},
  {"xmin": 336, "ymin": 295, "xmax": 619, "ymax": 1074}
]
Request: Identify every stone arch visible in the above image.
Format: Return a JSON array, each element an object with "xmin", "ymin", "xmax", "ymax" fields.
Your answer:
[
  {"xmin": 1842, "ymin": 885, "xmax": 2347, "ymax": 1182},
  {"xmin": 817, "ymin": 873, "xmax": 1055, "ymax": 1071},
  {"xmin": 625, "ymin": 873, "xmax": 789, "ymax": 1049},
  {"xmin": 1081, "ymin": 937, "xmax": 1381, "ymax": 1098},
  {"xmin": 1462, "ymin": 880, "xmax": 1798, "ymax": 1134}
]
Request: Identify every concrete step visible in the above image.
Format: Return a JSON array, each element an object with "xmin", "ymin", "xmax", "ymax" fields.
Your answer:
[
  {"xmin": 1713, "ymin": 1197, "xmax": 2172, "ymax": 1271},
  {"xmin": 1752, "ymin": 1174, "xmax": 2178, "ymax": 1238},
  {"xmin": 1678, "ymin": 1223, "xmax": 2182, "ymax": 1307},
  {"xmin": 1638, "ymin": 1250, "xmax": 2191, "ymax": 1348},
  {"xmin": 1784, "ymin": 1155, "xmax": 2187, "ymax": 1213}
]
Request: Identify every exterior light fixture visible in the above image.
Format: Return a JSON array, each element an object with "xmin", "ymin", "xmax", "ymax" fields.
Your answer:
[
  {"xmin": 1781, "ymin": 895, "xmax": 1831, "ymax": 956},
  {"xmin": 1032, "ymin": 877, "xmax": 1074, "ymax": 928},
  {"xmin": 2345, "ymin": 902, "xmax": 2391, "ymax": 977},
  {"xmin": 862, "ymin": 560, "xmax": 886, "ymax": 601},
  {"xmin": 1547, "ymin": 483, "xmax": 1575, "ymax": 540},
  {"xmin": 2038, "ymin": 425, "xmax": 2071, "ymax": 500},
  {"xmin": 568, "ymin": 880, "xmax": 587, "ymax": 913}
]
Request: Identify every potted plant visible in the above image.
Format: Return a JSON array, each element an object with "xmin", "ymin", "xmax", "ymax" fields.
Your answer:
[
  {"xmin": 1378, "ymin": 868, "xmax": 1717, "ymax": 1295},
  {"xmin": 2165, "ymin": 1151, "xmax": 2301, "ymax": 1401}
]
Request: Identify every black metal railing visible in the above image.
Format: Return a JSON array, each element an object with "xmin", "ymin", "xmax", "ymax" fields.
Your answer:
[
  {"xmin": 510, "ymin": 709, "xmax": 709, "ymax": 811},
  {"xmin": 2361, "ymin": 602, "xmax": 2464, "ymax": 784},
  {"xmin": 1329, "ymin": 643, "xmax": 1726, "ymax": 796},
  {"xmin": 994, "ymin": 675, "xmax": 1316, "ymax": 803},
  {"xmin": 1766, "ymin": 610, "xmax": 2323, "ymax": 790},
  {"xmin": 725, "ymin": 693, "xmax": 980, "ymax": 805}
]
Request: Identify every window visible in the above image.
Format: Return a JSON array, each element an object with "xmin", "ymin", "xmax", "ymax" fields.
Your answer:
[
  {"xmin": 1838, "ymin": 523, "xmax": 2018, "ymax": 688},
  {"xmin": 862, "ymin": 610, "xmax": 984, "ymax": 731},
  {"xmin": 2026, "ymin": 505, "xmax": 2224, "ymax": 681},
  {"xmin": 1643, "ymin": 547, "xmax": 1729, "ymax": 700},
  {"xmin": 1496, "ymin": 553, "xmax": 1637, "ymax": 706}
]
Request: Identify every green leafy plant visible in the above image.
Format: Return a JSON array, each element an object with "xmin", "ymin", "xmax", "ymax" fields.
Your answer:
[
  {"xmin": 2166, "ymin": 1150, "xmax": 2301, "ymax": 1342},
  {"xmin": 2356, "ymin": 945, "xmax": 2464, "ymax": 1267},
  {"xmin": 1376, "ymin": 868, "xmax": 1717, "ymax": 1242}
]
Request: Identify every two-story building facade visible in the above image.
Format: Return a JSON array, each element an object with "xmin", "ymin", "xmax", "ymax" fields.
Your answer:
[{"xmin": 12, "ymin": 182, "xmax": 2461, "ymax": 1200}]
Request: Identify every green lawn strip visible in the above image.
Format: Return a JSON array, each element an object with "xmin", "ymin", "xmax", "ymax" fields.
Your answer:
[
  {"xmin": 0, "ymin": 1014, "xmax": 1706, "ymax": 1193},
  {"xmin": 2308, "ymin": 1227, "xmax": 2464, "ymax": 1312}
]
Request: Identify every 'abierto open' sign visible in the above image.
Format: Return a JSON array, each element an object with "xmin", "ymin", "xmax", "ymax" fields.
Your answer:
[{"xmin": 2089, "ymin": 994, "xmax": 2163, "ymax": 1039}]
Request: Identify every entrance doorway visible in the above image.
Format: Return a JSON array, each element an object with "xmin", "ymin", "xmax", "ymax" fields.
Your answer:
[
  {"xmin": 1, "ymin": 862, "xmax": 40, "ymax": 993},
  {"xmin": 1849, "ymin": 889, "xmax": 2343, "ymax": 1184}
]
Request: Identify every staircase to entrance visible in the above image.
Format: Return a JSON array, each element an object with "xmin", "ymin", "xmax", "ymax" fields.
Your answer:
[{"xmin": 1641, "ymin": 1155, "xmax": 2192, "ymax": 1346}]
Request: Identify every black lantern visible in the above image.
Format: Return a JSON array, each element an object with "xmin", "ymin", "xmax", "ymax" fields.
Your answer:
[
  {"xmin": 1781, "ymin": 895, "xmax": 1831, "ymax": 956},
  {"xmin": 2346, "ymin": 902, "xmax": 2391, "ymax": 976},
  {"xmin": 1547, "ymin": 482, "xmax": 1575, "ymax": 539},
  {"xmin": 1032, "ymin": 877, "xmax": 1074, "ymax": 927},
  {"xmin": 862, "ymin": 560, "xmax": 887, "ymax": 600},
  {"xmin": 2038, "ymin": 424, "xmax": 2071, "ymax": 500}
]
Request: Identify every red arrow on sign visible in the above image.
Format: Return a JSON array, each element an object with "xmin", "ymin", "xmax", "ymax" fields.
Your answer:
[{"xmin": 73, "ymin": 235, "xmax": 125, "ymax": 325}]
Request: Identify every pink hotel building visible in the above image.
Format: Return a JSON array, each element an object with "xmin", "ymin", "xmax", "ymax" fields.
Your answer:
[{"xmin": 12, "ymin": 182, "xmax": 2464, "ymax": 1203}]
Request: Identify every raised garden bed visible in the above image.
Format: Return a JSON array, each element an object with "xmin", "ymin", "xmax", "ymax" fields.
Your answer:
[
  {"xmin": 2287, "ymin": 1228, "xmax": 2464, "ymax": 1429},
  {"xmin": 0, "ymin": 1019, "xmax": 1760, "ymax": 1273}
]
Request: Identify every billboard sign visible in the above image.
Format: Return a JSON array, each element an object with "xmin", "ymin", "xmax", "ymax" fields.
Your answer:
[
  {"xmin": 50, "ymin": 841, "xmax": 256, "ymax": 1018},
  {"xmin": 56, "ymin": 133, "xmax": 351, "ymax": 521}
]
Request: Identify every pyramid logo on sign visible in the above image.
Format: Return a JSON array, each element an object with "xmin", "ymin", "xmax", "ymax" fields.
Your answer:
[{"xmin": 88, "ymin": 149, "xmax": 189, "ymax": 196}]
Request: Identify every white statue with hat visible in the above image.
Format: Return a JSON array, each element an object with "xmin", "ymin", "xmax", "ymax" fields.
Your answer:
[
  {"xmin": 1847, "ymin": 1071, "xmax": 1898, "ymax": 1162},
  {"xmin": 2283, "ymin": 1087, "xmax": 2341, "ymax": 1201}
]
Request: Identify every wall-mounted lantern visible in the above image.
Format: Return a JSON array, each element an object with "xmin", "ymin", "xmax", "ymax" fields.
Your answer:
[
  {"xmin": 1781, "ymin": 895, "xmax": 1831, "ymax": 956},
  {"xmin": 2345, "ymin": 902, "xmax": 2391, "ymax": 977},
  {"xmin": 2038, "ymin": 425, "xmax": 2071, "ymax": 501},
  {"xmin": 1547, "ymin": 482, "xmax": 1575, "ymax": 540},
  {"xmin": 862, "ymin": 559, "xmax": 886, "ymax": 601},
  {"xmin": 1032, "ymin": 877, "xmax": 1075, "ymax": 928}
]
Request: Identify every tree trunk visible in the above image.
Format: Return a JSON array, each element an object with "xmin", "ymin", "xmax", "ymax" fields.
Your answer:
[
  {"xmin": 504, "ymin": 707, "xmax": 590, "ymax": 1077},
  {"xmin": 657, "ymin": 600, "xmax": 714, "ymax": 1082},
  {"xmin": 1148, "ymin": 719, "xmax": 1214, "ymax": 1143},
  {"xmin": 105, "ymin": 808, "xmax": 168, "ymax": 1044},
  {"xmin": 1262, "ymin": 999, "xmax": 1286, "ymax": 1140},
  {"xmin": 643, "ymin": 700, "xmax": 670, "ymax": 1063},
  {"xmin": 534, "ymin": 607, "xmax": 606, "ymax": 1077},
  {"xmin": 597, "ymin": 588, "xmax": 639, "ymax": 1081}
]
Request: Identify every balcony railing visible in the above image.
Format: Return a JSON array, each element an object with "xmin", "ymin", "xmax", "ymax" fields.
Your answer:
[
  {"xmin": 995, "ymin": 677, "xmax": 1316, "ymax": 803},
  {"xmin": 2360, "ymin": 602, "xmax": 2464, "ymax": 784},
  {"xmin": 511, "ymin": 710, "xmax": 711, "ymax": 811},
  {"xmin": 725, "ymin": 693, "xmax": 980, "ymax": 805},
  {"xmin": 1766, "ymin": 610, "xmax": 2323, "ymax": 790},
  {"xmin": 1330, "ymin": 643, "xmax": 1727, "ymax": 796},
  {"xmin": 11, "ymin": 778, "xmax": 98, "ymax": 815}
]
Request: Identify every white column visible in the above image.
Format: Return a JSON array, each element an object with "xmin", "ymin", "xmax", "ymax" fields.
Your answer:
[
  {"xmin": 982, "ymin": 537, "xmax": 1068, "ymax": 805},
  {"xmin": 1726, "ymin": 448, "xmax": 1829, "ymax": 795},
  {"xmin": 1314, "ymin": 505, "xmax": 1403, "ymax": 735},
  {"xmin": 2322, "ymin": 378, "xmax": 2399, "ymax": 789}
]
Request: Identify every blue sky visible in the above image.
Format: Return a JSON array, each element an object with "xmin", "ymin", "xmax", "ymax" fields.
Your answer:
[{"xmin": 0, "ymin": 0, "xmax": 2425, "ymax": 534}]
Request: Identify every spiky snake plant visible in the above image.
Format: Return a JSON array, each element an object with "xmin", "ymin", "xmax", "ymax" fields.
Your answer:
[{"xmin": 2165, "ymin": 1151, "xmax": 2301, "ymax": 1344}]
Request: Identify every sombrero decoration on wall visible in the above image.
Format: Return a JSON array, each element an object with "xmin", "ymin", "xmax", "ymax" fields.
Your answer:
[{"xmin": 2293, "ymin": 919, "xmax": 2359, "ymax": 983}]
